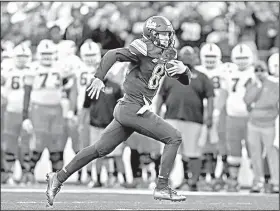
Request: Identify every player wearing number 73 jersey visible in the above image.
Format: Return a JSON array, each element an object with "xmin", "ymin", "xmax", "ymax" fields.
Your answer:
[
  {"xmin": 220, "ymin": 44, "xmax": 255, "ymax": 192},
  {"xmin": 23, "ymin": 40, "xmax": 76, "ymax": 179},
  {"xmin": 46, "ymin": 16, "xmax": 192, "ymax": 205}
]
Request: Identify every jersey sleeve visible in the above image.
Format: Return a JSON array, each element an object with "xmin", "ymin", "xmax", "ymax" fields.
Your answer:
[
  {"xmin": 128, "ymin": 39, "xmax": 148, "ymax": 57},
  {"xmin": 94, "ymin": 47, "xmax": 140, "ymax": 81}
]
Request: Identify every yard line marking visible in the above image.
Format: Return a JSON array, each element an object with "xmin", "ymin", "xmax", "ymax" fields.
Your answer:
[{"xmin": 1, "ymin": 188, "xmax": 274, "ymax": 197}]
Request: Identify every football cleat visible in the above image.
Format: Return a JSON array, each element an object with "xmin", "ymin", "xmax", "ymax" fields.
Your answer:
[
  {"xmin": 153, "ymin": 186, "xmax": 186, "ymax": 202},
  {"xmin": 46, "ymin": 172, "xmax": 63, "ymax": 206}
]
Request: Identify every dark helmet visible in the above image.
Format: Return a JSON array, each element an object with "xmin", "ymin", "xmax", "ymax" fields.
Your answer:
[{"xmin": 143, "ymin": 16, "xmax": 175, "ymax": 49}]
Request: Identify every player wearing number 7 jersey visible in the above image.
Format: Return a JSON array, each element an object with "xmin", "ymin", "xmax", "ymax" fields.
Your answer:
[
  {"xmin": 22, "ymin": 40, "xmax": 77, "ymax": 182},
  {"xmin": 220, "ymin": 44, "xmax": 255, "ymax": 192},
  {"xmin": 46, "ymin": 16, "xmax": 192, "ymax": 206}
]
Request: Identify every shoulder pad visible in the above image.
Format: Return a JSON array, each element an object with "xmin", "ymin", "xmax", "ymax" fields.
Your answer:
[{"xmin": 129, "ymin": 39, "xmax": 147, "ymax": 56}]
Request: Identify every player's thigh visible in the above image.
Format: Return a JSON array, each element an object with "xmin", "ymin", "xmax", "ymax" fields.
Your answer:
[
  {"xmin": 166, "ymin": 119, "xmax": 202, "ymax": 158},
  {"xmin": 226, "ymin": 116, "xmax": 246, "ymax": 157},
  {"xmin": 2, "ymin": 111, "xmax": 22, "ymax": 154},
  {"xmin": 115, "ymin": 101, "xmax": 181, "ymax": 144},
  {"xmin": 94, "ymin": 119, "xmax": 133, "ymax": 157},
  {"xmin": 126, "ymin": 132, "xmax": 163, "ymax": 154}
]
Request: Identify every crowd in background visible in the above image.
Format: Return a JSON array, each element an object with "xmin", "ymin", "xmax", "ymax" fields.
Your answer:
[{"xmin": 1, "ymin": 2, "xmax": 279, "ymax": 193}]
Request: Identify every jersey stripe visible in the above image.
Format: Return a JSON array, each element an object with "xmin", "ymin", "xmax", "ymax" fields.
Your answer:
[{"xmin": 130, "ymin": 39, "xmax": 147, "ymax": 56}]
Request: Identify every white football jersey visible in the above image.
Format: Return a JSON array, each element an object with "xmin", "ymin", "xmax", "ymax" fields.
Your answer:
[
  {"xmin": 76, "ymin": 63, "xmax": 96, "ymax": 110},
  {"xmin": 1, "ymin": 65, "xmax": 30, "ymax": 112},
  {"xmin": 195, "ymin": 64, "xmax": 227, "ymax": 109},
  {"xmin": 222, "ymin": 65, "xmax": 255, "ymax": 117},
  {"xmin": 30, "ymin": 63, "xmax": 64, "ymax": 105}
]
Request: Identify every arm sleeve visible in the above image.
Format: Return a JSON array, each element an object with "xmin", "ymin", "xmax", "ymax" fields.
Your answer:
[
  {"xmin": 22, "ymin": 70, "xmax": 35, "ymax": 121},
  {"xmin": 94, "ymin": 48, "xmax": 139, "ymax": 81},
  {"xmin": 83, "ymin": 89, "xmax": 92, "ymax": 109}
]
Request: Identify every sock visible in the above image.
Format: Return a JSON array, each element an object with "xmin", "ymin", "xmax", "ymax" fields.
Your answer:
[
  {"xmin": 87, "ymin": 170, "xmax": 92, "ymax": 179},
  {"xmin": 154, "ymin": 156, "xmax": 161, "ymax": 177},
  {"xmin": 97, "ymin": 173, "xmax": 101, "ymax": 183},
  {"xmin": 77, "ymin": 169, "xmax": 82, "ymax": 181},
  {"xmin": 122, "ymin": 173, "xmax": 127, "ymax": 182},
  {"xmin": 189, "ymin": 158, "xmax": 202, "ymax": 184},
  {"xmin": 20, "ymin": 152, "xmax": 31, "ymax": 174},
  {"xmin": 57, "ymin": 144, "xmax": 100, "ymax": 183},
  {"xmin": 156, "ymin": 176, "xmax": 169, "ymax": 189},
  {"xmin": 182, "ymin": 159, "xmax": 189, "ymax": 180},
  {"xmin": 158, "ymin": 140, "xmax": 181, "ymax": 179}
]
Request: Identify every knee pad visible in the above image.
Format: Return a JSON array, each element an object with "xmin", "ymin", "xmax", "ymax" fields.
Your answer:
[
  {"xmin": 170, "ymin": 131, "xmax": 182, "ymax": 145},
  {"xmin": 50, "ymin": 151, "xmax": 64, "ymax": 171}
]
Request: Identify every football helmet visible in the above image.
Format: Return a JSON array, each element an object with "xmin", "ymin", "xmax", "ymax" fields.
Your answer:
[
  {"xmin": 143, "ymin": 16, "xmax": 175, "ymax": 49},
  {"xmin": 200, "ymin": 43, "xmax": 222, "ymax": 69},
  {"xmin": 13, "ymin": 44, "xmax": 32, "ymax": 68},
  {"xmin": 37, "ymin": 39, "xmax": 56, "ymax": 66},
  {"xmin": 231, "ymin": 44, "xmax": 253, "ymax": 70},
  {"xmin": 268, "ymin": 53, "xmax": 279, "ymax": 77},
  {"xmin": 80, "ymin": 41, "xmax": 101, "ymax": 67}
]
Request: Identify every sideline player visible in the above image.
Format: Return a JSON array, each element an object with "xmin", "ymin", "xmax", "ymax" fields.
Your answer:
[{"xmin": 46, "ymin": 16, "xmax": 192, "ymax": 205}]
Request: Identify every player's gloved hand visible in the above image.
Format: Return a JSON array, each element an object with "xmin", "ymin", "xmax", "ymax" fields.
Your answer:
[
  {"xmin": 87, "ymin": 78, "xmax": 105, "ymax": 100},
  {"xmin": 165, "ymin": 60, "xmax": 188, "ymax": 77},
  {"xmin": 22, "ymin": 119, "xmax": 33, "ymax": 134}
]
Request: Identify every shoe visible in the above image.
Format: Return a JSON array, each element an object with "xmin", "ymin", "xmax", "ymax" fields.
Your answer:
[
  {"xmin": 19, "ymin": 173, "xmax": 29, "ymax": 186},
  {"xmin": 250, "ymin": 182, "xmax": 264, "ymax": 193},
  {"xmin": 271, "ymin": 184, "xmax": 279, "ymax": 194},
  {"xmin": 46, "ymin": 172, "xmax": 63, "ymax": 206},
  {"xmin": 211, "ymin": 178, "xmax": 226, "ymax": 192},
  {"xmin": 27, "ymin": 173, "xmax": 37, "ymax": 185},
  {"xmin": 225, "ymin": 179, "xmax": 239, "ymax": 192},
  {"xmin": 91, "ymin": 181, "xmax": 102, "ymax": 188},
  {"xmin": 154, "ymin": 186, "xmax": 186, "ymax": 202}
]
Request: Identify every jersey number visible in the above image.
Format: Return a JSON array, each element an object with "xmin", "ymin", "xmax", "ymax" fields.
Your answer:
[
  {"xmin": 39, "ymin": 73, "xmax": 60, "ymax": 88},
  {"xmin": 11, "ymin": 76, "xmax": 21, "ymax": 90},
  {"xmin": 148, "ymin": 64, "xmax": 165, "ymax": 90},
  {"xmin": 211, "ymin": 76, "xmax": 220, "ymax": 89},
  {"xmin": 231, "ymin": 78, "xmax": 252, "ymax": 92},
  {"xmin": 80, "ymin": 72, "xmax": 88, "ymax": 86}
]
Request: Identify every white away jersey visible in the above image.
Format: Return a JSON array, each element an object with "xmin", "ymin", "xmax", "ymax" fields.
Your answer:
[
  {"xmin": 222, "ymin": 66, "xmax": 255, "ymax": 117},
  {"xmin": 76, "ymin": 63, "xmax": 96, "ymax": 110},
  {"xmin": 30, "ymin": 63, "xmax": 64, "ymax": 105},
  {"xmin": 1, "ymin": 65, "xmax": 30, "ymax": 112}
]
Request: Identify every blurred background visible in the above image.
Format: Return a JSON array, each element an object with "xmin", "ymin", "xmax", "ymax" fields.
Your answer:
[
  {"xmin": 1, "ymin": 1, "xmax": 279, "ymax": 193},
  {"xmin": 1, "ymin": 1, "xmax": 279, "ymax": 60}
]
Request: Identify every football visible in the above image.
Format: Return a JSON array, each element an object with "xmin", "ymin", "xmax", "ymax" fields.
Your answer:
[{"xmin": 165, "ymin": 60, "xmax": 180, "ymax": 79}]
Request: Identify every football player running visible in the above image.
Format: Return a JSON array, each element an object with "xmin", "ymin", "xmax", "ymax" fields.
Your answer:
[
  {"xmin": 221, "ymin": 44, "xmax": 255, "ymax": 192},
  {"xmin": 46, "ymin": 16, "xmax": 192, "ymax": 206},
  {"xmin": 1, "ymin": 44, "xmax": 33, "ymax": 185},
  {"xmin": 22, "ymin": 40, "xmax": 76, "ymax": 182}
]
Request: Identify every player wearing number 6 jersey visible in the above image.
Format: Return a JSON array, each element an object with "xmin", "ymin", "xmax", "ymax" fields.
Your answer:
[
  {"xmin": 1, "ymin": 44, "xmax": 32, "ymax": 185},
  {"xmin": 221, "ymin": 44, "xmax": 255, "ymax": 192},
  {"xmin": 46, "ymin": 16, "xmax": 191, "ymax": 205},
  {"xmin": 22, "ymin": 40, "xmax": 76, "ymax": 181}
]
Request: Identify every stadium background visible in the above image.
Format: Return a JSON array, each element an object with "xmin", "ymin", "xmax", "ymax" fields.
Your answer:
[{"xmin": 1, "ymin": 1, "xmax": 279, "ymax": 188}]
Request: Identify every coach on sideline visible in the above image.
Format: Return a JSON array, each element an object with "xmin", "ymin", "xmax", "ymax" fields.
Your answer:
[
  {"xmin": 156, "ymin": 46, "xmax": 215, "ymax": 191},
  {"xmin": 244, "ymin": 61, "xmax": 279, "ymax": 194}
]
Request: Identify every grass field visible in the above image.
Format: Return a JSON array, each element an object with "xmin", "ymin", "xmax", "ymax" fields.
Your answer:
[{"xmin": 1, "ymin": 184, "xmax": 279, "ymax": 210}]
